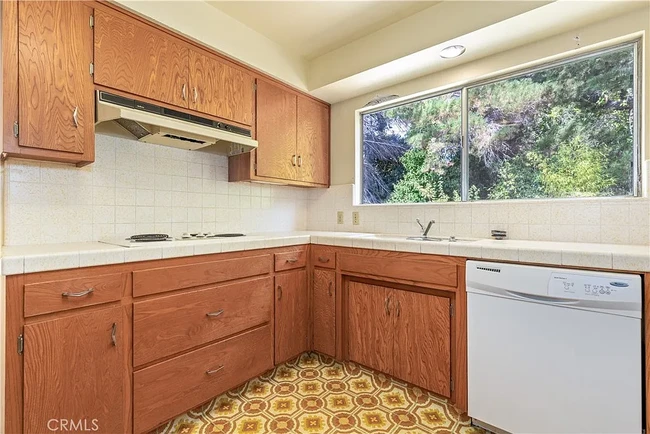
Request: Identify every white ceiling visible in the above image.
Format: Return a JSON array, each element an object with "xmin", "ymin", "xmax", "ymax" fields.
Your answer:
[{"xmin": 207, "ymin": 1, "xmax": 438, "ymax": 59}]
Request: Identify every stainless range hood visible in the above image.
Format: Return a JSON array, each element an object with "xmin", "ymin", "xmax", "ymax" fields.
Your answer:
[{"xmin": 95, "ymin": 91, "xmax": 257, "ymax": 155}]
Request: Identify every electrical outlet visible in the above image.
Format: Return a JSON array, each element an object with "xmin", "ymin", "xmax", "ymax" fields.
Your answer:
[
  {"xmin": 337, "ymin": 211, "xmax": 344, "ymax": 225},
  {"xmin": 352, "ymin": 211, "xmax": 360, "ymax": 225}
]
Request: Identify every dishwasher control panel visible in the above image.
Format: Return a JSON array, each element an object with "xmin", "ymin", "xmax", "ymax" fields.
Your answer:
[{"xmin": 548, "ymin": 273, "xmax": 640, "ymax": 302}]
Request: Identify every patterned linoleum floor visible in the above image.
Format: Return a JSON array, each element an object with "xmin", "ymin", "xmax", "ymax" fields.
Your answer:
[{"xmin": 158, "ymin": 352, "xmax": 485, "ymax": 434}]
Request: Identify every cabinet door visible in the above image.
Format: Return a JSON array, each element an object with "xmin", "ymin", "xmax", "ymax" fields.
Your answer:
[
  {"xmin": 18, "ymin": 1, "xmax": 94, "ymax": 156},
  {"xmin": 23, "ymin": 306, "xmax": 126, "ymax": 433},
  {"xmin": 188, "ymin": 48, "xmax": 254, "ymax": 126},
  {"xmin": 393, "ymin": 290, "xmax": 451, "ymax": 397},
  {"xmin": 256, "ymin": 80, "xmax": 297, "ymax": 181},
  {"xmin": 275, "ymin": 270, "xmax": 308, "ymax": 364},
  {"xmin": 313, "ymin": 269, "xmax": 336, "ymax": 356},
  {"xmin": 348, "ymin": 282, "xmax": 393, "ymax": 374},
  {"xmin": 94, "ymin": 9, "xmax": 189, "ymax": 108},
  {"xmin": 297, "ymin": 96, "xmax": 329, "ymax": 185}
]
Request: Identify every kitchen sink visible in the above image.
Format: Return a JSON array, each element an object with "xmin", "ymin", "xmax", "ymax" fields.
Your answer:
[{"xmin": 406, "ymin": 236, "xmax": 447, "ymax": 241}]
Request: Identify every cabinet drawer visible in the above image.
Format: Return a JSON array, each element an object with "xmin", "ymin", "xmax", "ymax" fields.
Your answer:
[
  {"xmin": 311, "ymin": 246, "xmax": 335, "ymax": 269},
  {"xmin": 133, "ymin": 254, "xmax": 272, "ymax": 297},
  {"xmin": 24, "ymin": 273, "xmax": 127, "ymax": 317},
  {"xmin": 134, "ymin": 325, "xmax": 273, "ymax": 433},
  {"xmin": 274, "ymin": 248, "xmax": 307, "ymax": 271},
  {"xmin": 133, "ymin": 277, "xmax": 273, "ymax": 367},
  {"xmin": 339, "ymin": 254, "xmax": 458, "ymax": 288}
]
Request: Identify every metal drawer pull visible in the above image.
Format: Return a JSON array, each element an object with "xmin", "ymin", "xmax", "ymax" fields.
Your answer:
[
  {"xmin": 278, "ymin": 285, "xmax": 283, "ymax": 300},
  {"xmin": 328, "ymin": 282, "xmax": 333, "ymax": 297},
  {"xmin": 206, "ymin": 365, "xmax": 225, "ymax": 375},
  {"xmin": 72, "ymin": 106, "xmax": 79, "ymax": 128},
  {"xmin": 111, "ymin": 323, "xmax": 117, "ymax": 347},
  {"xmin": 62, "ymin": 288, "xmax": 94, "ymax": 298},
  {"xmin": 292, "ymin": 155, "xmax": 297, "ymax": 166},
  {"xmin": 317, "ymin": 257, "xmax": 330, "ymax": 263},
  {"xmin": 297, "ymin": 155, "xmax": 302, "ymax": 167},
  {"xmin": 206, "ymin": 309, "xmax": 224, "ymax": 317},
  {"xmin": 182, "ymin": 83, "xmax": 187, "ymax": 100},
  {"xmin": 385, "ymin": 296, "xmax": 390, "ymax": 315},
  {"xmin": 285, "ymin": 258, "xmax": 298, "ymax": 264},
  {"xmin": 396, "ymin": 301, "xmax": 401, "ymax": 317},
  {"xmin": 193, "ymin": 87, "xmax": 198, "ymax": 103}
]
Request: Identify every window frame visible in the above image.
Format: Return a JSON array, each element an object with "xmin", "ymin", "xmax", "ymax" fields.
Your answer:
[{"xmin": 355, "ymin": 39, "xmax": 642, "ymax": 205}]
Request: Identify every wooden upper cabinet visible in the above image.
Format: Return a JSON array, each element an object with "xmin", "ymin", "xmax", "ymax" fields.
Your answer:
[
  {"xmin": 297, "ymin": 96, "xmax": 330, "ymax": 185},
  {"xmin": 23, "ymin": 306, "xmax": 126, "ymax": 433},
  {"xmin": 256, "ymin": 80, "xmax": 298, "ymax": 181},
  {"xmin": 393, "ymin": 290, "xmax": 451, "ymax": 398},
  {"xmin": 94, "ymin": 8, "xmax": 190, "ymax": 109},
  {"xmin": 16, "ymin": 1, "xmax": 94, "ymax": 162},
  {"xmin": 188, "ymin": 48, "xmax": 254, "ymax": 126}
]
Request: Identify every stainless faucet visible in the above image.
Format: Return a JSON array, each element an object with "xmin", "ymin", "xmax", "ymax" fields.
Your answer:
[{"xmin": 416, "ymin": 218, "xmax": 435, "ymax": 237}]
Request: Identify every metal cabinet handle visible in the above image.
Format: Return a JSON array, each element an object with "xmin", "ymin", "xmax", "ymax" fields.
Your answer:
[
  {"xmin": 193, "ymin": 87, "xmax": 198, "ymax": 103},
  {"xmin": 292, "ymin": 155, "xmax": 297, "ymax": 166},
  {"xmin": 297, "ymin": 155, "xmax": 302, "ymax": 167},
  {"xmin": 328, "ymin": 282, "xmax": 333, "ymax": 297},
  {"xmin": 182, "ymin": 83, "xmax": 187, "ymax": 100},
  {"xmin": 72, "ymin": 107, "xmax": 79, "ymax": 128},
  {"xmin": 111, "ymin": 323, "xmax": 117, "ymax": 347},
  {"xmin": 317, "ymin": 257, "xmax": 330, "ymax": 263},
  {"xmin": 285, "ymin": 258, "xmax": 298, "ymax": 264},
  {"xmin": 385, "ymin": 296, "xmax": 390, "ymax": 316},
  {"xmin": 277, "ymin": 285, "xmax": 283, "ymax": 300},
  {"xmin": 206, "ymin": 365, "xmax": 224, "ymax": 375},
  {"xmin": 206, "ymin": 309, "xmax": 224, "ymax": 317},
  {"xmin": 396, "ymin": 301, "xmax": 401, "ymax": 317},
  {"xmin": 62, "ymin": 288, "xmax": 94, "ymax": 298}
]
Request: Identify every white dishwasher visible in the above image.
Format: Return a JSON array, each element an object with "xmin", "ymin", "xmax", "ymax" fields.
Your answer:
[{"xmin": 467, "ymin": 260, "xmax": 642, "ymax": 434}]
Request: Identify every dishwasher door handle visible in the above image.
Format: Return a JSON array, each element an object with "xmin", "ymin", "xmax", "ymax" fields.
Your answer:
[{"xmin": 505, "ymin": 290, "xmax": 579, "ymax": 305}]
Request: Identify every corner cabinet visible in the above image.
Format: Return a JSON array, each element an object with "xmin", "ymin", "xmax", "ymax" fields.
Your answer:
[
  {"xmin": 3, "ymin": 0, "xmax": 95, "ymax": 165},
  {"xmin": 275, "ymin": 269, "xmax": 309, "ymax": 364},
  {"xmin": 229, "ymin": 79, "xmax": 330, "ymax": 187}
]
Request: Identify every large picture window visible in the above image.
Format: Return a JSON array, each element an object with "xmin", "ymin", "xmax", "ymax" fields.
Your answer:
[{"xmin": 360, "ymin": 42, "xmax": 640, "ymax": 204}]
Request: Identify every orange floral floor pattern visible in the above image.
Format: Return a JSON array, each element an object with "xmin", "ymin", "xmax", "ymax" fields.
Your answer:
[{"xmin": 158, "ymin": 352, "xmax": 486, "ymax": 434}]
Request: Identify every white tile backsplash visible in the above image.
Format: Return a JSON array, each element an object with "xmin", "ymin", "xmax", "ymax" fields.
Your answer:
[
  {"xmin": 307, "ymin": 184, "xmax": 650, "ymax": 245},
  {"xmin": 3, "ymin": 134, "xmax": 308, "ymax": 245}
]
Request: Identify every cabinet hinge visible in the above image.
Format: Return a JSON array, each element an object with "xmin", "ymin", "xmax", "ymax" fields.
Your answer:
[
  {"xmin": 254, "ymin": 82, "xmax": 257, "ymax": 91},
  {"xmin": 90, "ymin": 62, "xmax": 94, "ymax": 76},
  {"xmin": 449, "ymin": 302, "xmax": 454, "ymax": 318},
  {"xmin": 13, "ymin": 121, "xmax": 18, "ymax": 138},
  {"xmin": 89, "ymin": 14, "xmax": 94, "ymax": 28},
  {"xmin": 450, "ymin": 378, "xmax": 454, "ymax": 393},
  {"xmin": 17, "ymin": 334, "xmax": 24, "ymax": 354}
]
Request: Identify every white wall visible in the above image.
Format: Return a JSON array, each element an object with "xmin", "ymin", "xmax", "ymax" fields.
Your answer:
[
  {"xmin": 3, "ymin": 134, "xmax": 309, "ymax": 246},
  {"xmin": 329, "ymin": 7, "xmax": 650, "ymax": 186}
]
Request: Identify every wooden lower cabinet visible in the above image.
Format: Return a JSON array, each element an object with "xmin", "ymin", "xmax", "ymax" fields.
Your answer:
[
  {"xmin": 134, "ymin": 325, "xmax": 273, "ymax": 433},
  {"xmin": 312, "ymin": 269, "xmax": 336, "ymax": 356},
  {"xmin": 23, "ymin": 306, "xmax": 126, "ymax": 434},
  {"xmin": 274, "ymin": 269, "xmax": 309, "ymax": 364},
  {"xmin": 347, "ymin": 281, "xmax": 452, "ymax": 398}
]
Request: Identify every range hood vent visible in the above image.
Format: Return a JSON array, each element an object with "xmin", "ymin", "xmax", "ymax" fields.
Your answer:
[{"xmin": 95, "ymin": 91, "xmax": 257, "ymax": 155}]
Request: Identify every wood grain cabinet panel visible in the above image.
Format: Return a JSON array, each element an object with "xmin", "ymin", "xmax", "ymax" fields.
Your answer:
[
  {"xmin": 23, "ymin": 306, "xmax": 126, "ymax": 434},
  {"xmin": 189, "ymin": 48, "xmax": 254, "ymax": 126},
  {"xmin": 255, "ymin": 80, "xmax": 298, "ymax": 181},
  {"xmin": 275, "ymin": 270, "xmax": 309, "ymax": 364},
  {"xmin": 133, "ymin": 277, "xmax": 273, "ymax": 367},
  {"xmin": 393, "ymin": 290, "xmax": 451, "ymax": 397},
  {"xmin": 134, "ymin": 325, "xmax": 273, "ymax": 434},
  {"xmin": 297, "ymin": 96, "xmax": 329, "ymax": 185},
  {"xmin": 348, "ymin": 282, "xmax": 394, "ymax": 375},
  {"xmin": 17, "ymin": 0, "xmax": 94, "ymax": 160},
  {"xmin": 94, "ymin": 8, "xmax": 190, "ymax": 109},
  {"xmin": 313, "ymin": 269, "xmax": 336, "ymax": 357},
  {"xmin": 23, "ymin": 272, "xmax": 127, "ymax": 317}
]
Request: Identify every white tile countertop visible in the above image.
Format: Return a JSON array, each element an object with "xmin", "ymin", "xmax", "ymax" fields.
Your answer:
[{"xmin": 2, "ymin": 231, "xmax": 650, "ymax": 275}]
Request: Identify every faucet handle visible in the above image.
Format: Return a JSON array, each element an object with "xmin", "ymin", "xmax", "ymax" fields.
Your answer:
[{"xmin": 416, "ymin": 218, "xmax": 425, "ymax": 233}]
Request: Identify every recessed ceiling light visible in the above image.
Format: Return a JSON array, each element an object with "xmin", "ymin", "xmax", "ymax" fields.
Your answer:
[{"xmin": 440, "ymin": 45, "xmax": 466, "ymax": 59}]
